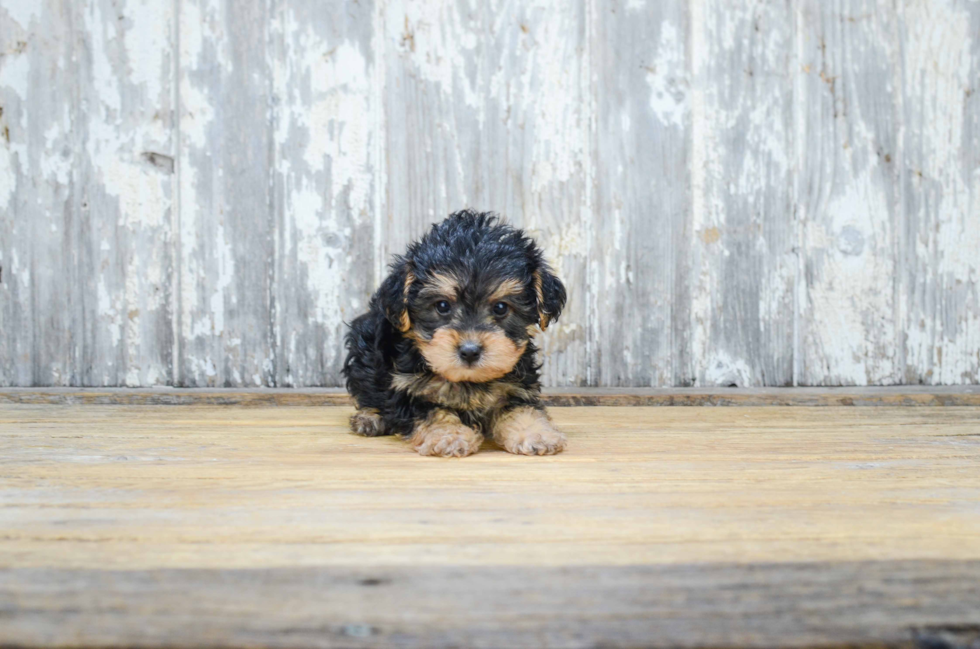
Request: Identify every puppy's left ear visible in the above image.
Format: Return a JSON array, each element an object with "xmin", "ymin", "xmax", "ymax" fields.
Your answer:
[
  {"xmin": 378, "ymin": 258, "xmax": 415, "ymax": 333},
  {"xmin": 533, "ymin": 265, "xmax": 566, "ymax": 331}
]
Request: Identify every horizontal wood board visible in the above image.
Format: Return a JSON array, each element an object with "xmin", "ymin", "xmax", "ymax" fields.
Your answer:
[
  {"xmin": 2, "ymin": 403, "xmax": 980, "ymax": 646},
  {"xmin": 1, "ymin": 386, "xmax": 979, "ymax": 406}
]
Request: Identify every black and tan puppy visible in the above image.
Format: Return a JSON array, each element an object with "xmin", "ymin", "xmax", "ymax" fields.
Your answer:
[{"xmin": 342, "ymin": 211, "xmax": 567, "ymax": 458}]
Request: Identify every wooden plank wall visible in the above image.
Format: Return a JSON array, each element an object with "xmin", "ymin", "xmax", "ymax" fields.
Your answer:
[{"xmin": 0, "ymin": 0, "xmax": 978, "ymax": 388}]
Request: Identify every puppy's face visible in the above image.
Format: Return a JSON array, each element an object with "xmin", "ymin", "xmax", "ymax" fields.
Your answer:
[
  {"xmin": 378, "ymin": 213, "xmax": 566, "ymax": 383},
  {"xmin": 406, "ymin": 271, "xmax": 535, "ymax": 382}
]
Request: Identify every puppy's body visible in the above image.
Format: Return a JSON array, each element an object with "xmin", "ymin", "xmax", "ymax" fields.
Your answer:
[{"xmin": 342, "ymin": 211, "xmax": 566, "ymax": 457}]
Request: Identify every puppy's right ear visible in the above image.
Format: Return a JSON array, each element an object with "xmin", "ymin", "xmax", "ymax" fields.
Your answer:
[
  {"xmin": 533, "ymin": 265, "xmax": 566, "ymax": 331},
  {"xmin": 378, "ymin": 258, "xmax": 415, "ymax": 333}
]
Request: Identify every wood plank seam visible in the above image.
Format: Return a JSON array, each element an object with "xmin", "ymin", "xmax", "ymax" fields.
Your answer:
[{"xmin": 0, "ymin": 387, "xmax": 978, "ymax": 407}]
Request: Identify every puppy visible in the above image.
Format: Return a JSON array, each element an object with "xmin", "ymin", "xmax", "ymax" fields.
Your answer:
[{"xmin": 342, "ymin": 210, "xmax": 567, "ymax": 458}]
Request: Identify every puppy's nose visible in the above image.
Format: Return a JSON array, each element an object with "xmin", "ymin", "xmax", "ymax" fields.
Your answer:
[{"xmin": 457, "ymin": 341, "xmax": 483, "ymax": 365}]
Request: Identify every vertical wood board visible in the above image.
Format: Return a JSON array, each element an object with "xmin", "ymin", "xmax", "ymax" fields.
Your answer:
[
  {"xmin": 177, "ymin": 0, "xmax": 275, "ymax": 387},
  {"xmin": 271, "ymin": 0, "xmax": 380, "ymax": 386},
  {"xmin": 0, "ymin": 0, "xmax": 978, "ymax": 387},
  {"xmin": 1, "ymin": 1, "xmax": 76, "ymax": 386}
]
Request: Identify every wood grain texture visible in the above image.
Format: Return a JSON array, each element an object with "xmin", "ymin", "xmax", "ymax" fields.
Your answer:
[
  {"xmin": 177, "ymin": 0, "xmax": 275, "ymax": 387},
  {"xmin": 1, "ymin": 403, "xmax": 979, "ymax": 646},
  {"xmin": 1, "ymin": 0, "xmax": 979, "ymax": 388},
  {"xmin": 594, "ymin": 1, "xmax": 688, "ymax": 387},
  {"xmin": 0, "ymin": 1, "xmax": 76, "ymax": 386},
  {"xmin": 271, "ymin": 0, "xmax": 380, "ymax": 387},
  {"xmin": 2, "ymin": 404, "xmax": 979, "ymax": 568},
  {"xmin": 0, "ymin": 0, "xmax": 175, "ymax": 388},
  {"xmin": 901, "ymin": 0, "xmax": 980, "ymax": 385},
  {"xmin": 796, "ymin": 0, "xmax": 903, "ymax": 386},
  {"xmin": 75, "ymin": 0, "xmax": 176, "ymax": 386},
  {"xmin": 2, "ymin": 563, "xmax": 980, "ymax": 648},
  {"xmin": 381, "ymin": 0, "xmax": 484, "ymax": 251},
  {"xmin": 690, "ymin": 0, "xmax": 796, "ymax": 388}
]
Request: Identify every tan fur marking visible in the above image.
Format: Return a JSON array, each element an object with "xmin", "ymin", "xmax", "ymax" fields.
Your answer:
[
  {"xmin": 397, "ymin": 270, "xmax": 415, "ymax": 332},
  {"xmin": 389, "ymin": 373, "xmax": 417, "ymax": 393},
  {"xmin": 488, "ymin": 278, "xmax": 525, "ymax": 304},
  {"xmin": 493, "ymin": 406, "xmax": 567, "ymax": 456},
  {"xmin": 400, "ymin": 327, "xmax": 422, "ymax": 343},
  {"xmin": 416, "ymin": 328, "xmax": 463, "ymax": 377},
  {"xmin": 390, "ymin": 372, "xmax": 535, "ymax": 412},
  {"xmin": 533, "ymin": 270, "xmax": 550, "ymax": 331},
  {"xmin": 408, "ymin": 409, "xmax": 483, "ymax": 458},
  {"xmin": 470, "ymin": 331, "xmax": 526, "ymax": 382},
  {"xmin": 416, "ymin": 329, "xmax": 526, "ymax": 383},
  {"xmin": 418, "ymin": 271, "xmax": 461, "ymax": 300}
]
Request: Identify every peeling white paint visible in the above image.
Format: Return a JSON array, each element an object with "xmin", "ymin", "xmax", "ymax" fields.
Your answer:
[
  {"xmin": 3, "ymin": 0, "xmax": 979, "ymax": 388},
  {"xmin": 209, "ymin": 221, "xmax": 234, "ymax": 337},
  {"xmin": 704, "ymin": 351, "xmax": 753, "ymax": 387},
  {"xmin": 178, "ymin": 0, "xmax": 217, "ymax": 149},
  {"xmin": 271, "ymin": 5, "xmax": 378, "ymax": 384},
  {"xmin": 76, "ymin": 0, "xmax": 175, "ymax": 386},
  {"xmin": 804, "ymin": 164, "xmax": 896, "ymax": 385},
  {"xmin": 303, "ymin": 41, "xmax": 372, "ymax": 214},
  {"xmin": 292, "ymin": 183, "xmax": 344, "ymax": 325},
  {"xmin": 10, "ymin": 249, "xmax": 29, "ymax": 290},
  {"xmin": 0, "ymin": 52, "xmax": 31, "ymax": 110},
  {"xmin": 645, "ymin": 21, "xmax": 688, "ymax": 128},
  {"xmin": 98, "ymin": 159, "xmax": 169, "ymax": 228},
  {"xmin": 0, "ymin": 144, "xmax": 14, "ymax": 210},
  {"xmin": 392, "ymin": 0, "xmax": 482, "ymax": 112},
  {"xmin": 689, "ymin": 0, "xmax": 796, "ymax": 386},
  {"xmin": 902, "ymin": 0, "xmax": 978, "ymax": 384},
  {"xmin": 2, "ymin": 3, "xmax": 40, "ymax": 30},
  {"xmin": 122, "ymin": 0, "xmax": 172, "ymax": 102},
  {"xmin": 98, "ymin": 278, "xmax": 123, "ymax": 350},
  {"xmin": 523, "ymin": 10, "xmax": 586, "ymax": 194},
  {"xmin": 85, "ymin": 4, "xmax": 122, "ymax": 114},
  {"xmin": 39, "ymin": 124, "xmax": 71, "ymax": 185}
]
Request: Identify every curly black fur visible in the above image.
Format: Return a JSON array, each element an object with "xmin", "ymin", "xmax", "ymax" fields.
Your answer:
[{"xmin": 342, "ymin": 210, "xmax": 566, "ymax": 438}]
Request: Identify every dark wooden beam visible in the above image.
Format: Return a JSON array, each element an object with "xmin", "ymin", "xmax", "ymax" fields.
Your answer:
[
  {"xmin": 2, "ymin": 562, "xmax": 979, "ymax": 648},
  {"xmin": 1, "ymin": 385, "xmax": 979, "ymax": 407}
]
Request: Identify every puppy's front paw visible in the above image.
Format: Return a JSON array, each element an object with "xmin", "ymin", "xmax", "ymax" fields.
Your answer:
[
  {"xmin": 413, "ymin": 428, "xmax": 482, "ymax": 457},
  {"xmin": 409, "ymin": 410, "xmax": 483, "ymax": 458},
  {"xmin": 494, "ymin": 407, "xmax": 567, "ymax": 456},
  {"xmin": 350, "ymin": 408, "xmax": 386, "ymax": 437}
]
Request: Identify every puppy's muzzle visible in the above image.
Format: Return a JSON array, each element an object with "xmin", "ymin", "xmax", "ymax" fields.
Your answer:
[{"xmin": 457, "ymin": 340, "xmax": 483, "ymax": 366}]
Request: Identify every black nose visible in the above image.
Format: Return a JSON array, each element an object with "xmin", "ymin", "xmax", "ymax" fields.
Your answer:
[{"xmin": 458, "ymin": 341, "xmax": 483, "ymax": 365}]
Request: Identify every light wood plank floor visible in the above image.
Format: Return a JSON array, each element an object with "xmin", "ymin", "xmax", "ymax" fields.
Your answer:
[{"xmin": 2, "ymin": 404, "xmax": 979, "ymax": 647}]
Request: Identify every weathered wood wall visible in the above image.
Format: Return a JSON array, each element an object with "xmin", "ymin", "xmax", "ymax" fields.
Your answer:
[{"xmin": 1, "ymin": 0, "xmax": 978, "ymax": 387}]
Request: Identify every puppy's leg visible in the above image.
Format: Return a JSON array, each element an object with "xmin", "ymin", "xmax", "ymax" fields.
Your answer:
[
  {"xmin": 350, "ymin": 408, "xmax": 387, "ymax": 437},
  {"xmin": 493, "ymin": 407, "xmax": 566, "ymax": 456},
  {"xmin": 408, "ymin": 409, "xmax": 483, "ymax": 458}
]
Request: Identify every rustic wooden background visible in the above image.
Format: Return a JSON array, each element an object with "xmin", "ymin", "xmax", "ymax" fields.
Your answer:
[{"xmin": 0, "ymin": 0, "xmax": 978, "ymax": 388}]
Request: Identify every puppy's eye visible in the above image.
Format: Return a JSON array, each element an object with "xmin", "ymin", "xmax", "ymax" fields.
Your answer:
[
  {"xmin": 435, "ymin": 300, "xmax": 452, "ymax": 315},
  {"xmin": 492, "ymin": 302, "xmax": 509, "ymax": 317}
]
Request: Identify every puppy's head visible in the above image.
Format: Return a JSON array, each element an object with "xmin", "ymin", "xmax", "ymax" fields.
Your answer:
[{"xmin": 379, "ymin": 211, "xmax": 566, "ymax": 383}]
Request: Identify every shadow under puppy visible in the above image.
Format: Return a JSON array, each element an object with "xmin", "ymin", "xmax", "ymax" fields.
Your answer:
[{"xmin": 342, "ymin": 211, "xmax": 567, "ymax": 458}]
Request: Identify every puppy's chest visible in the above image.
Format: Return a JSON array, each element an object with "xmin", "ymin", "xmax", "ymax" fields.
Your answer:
[{"xmin": 391, "ymin": 372, "xmax": 533, "ymax": 417}]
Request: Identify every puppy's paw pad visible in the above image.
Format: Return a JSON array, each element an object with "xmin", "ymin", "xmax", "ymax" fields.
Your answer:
[
  {"xmin": 350, "ymin": 409, "xmax": 386, "ymax": 437},
  {"xmin": 413, "ymin": 427, "xmax": 482, "ymax": 458},
  {"xmin": 506, "ymin": 429, "xmax": 567, "ymax": 456}
]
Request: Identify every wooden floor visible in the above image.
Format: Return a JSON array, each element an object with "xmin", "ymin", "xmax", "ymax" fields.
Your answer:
[{"xmin": 2, "ymin": 403, "xmax": 980, "ymax": 647}]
